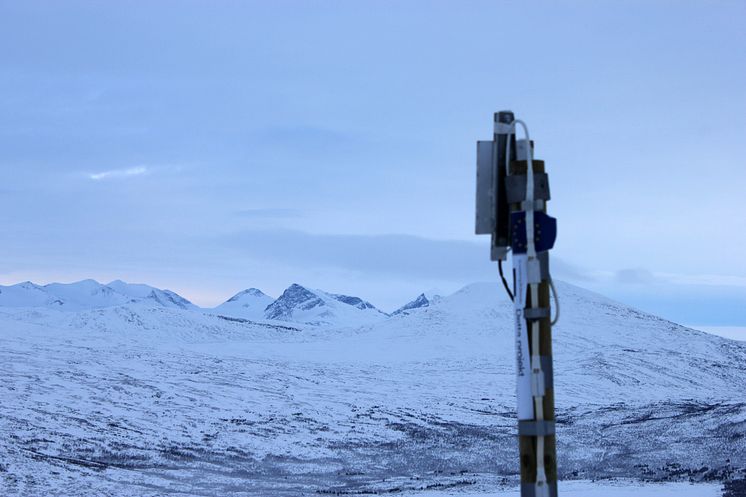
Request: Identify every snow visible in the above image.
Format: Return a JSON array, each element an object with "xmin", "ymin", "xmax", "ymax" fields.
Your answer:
[
  {"xmin": 261, "ymin": 283, "xmax": 388, "ymax": 326},
  {"xmin": 0, "ymin": 279, "xmax": 196, "ymax": 311},
  {"xmin": 43, "ymin": 279, "xmax": 129, "ymax": 309},
  {"xmin": 1, "ymin": 279, "xmax": 744, "ymax": 496},
  {"xmin": 401, "ymin": 480, "xmax": 723, "ymax": 496},
  {"xmin": 0, "ymin": 281, "xmax": 62, "ymax": 307},
  {"xmin": 211, "ymin": 288, "xmax": 274, "ymax": 320},
  {"xmin": 105, "ymin": 279, "xmax": 195, "ymax": 308}
]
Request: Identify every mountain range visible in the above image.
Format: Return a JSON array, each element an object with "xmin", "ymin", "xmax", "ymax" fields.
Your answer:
[
  {"xmin": 1, "ymin": 278, "xmax": 744, "ymax": 496},
  {"xmin": 0, "ymin": 279, "xmax": 195, "ymax": 311},
  {"xmin": 0, "ymin": 279, "xmax": 433, "ymax": 326}
]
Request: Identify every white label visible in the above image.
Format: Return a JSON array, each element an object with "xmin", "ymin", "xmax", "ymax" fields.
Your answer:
[
  {"xmin": 527, "ymin": 256, "xmax": 542, "ymax": 284},
  {"xmin": 513, "ymin": 254, "xmax": 534, "ymax": 420}
]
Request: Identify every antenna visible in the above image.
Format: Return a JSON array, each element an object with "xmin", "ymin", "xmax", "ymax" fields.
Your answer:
[{"xmin": 475, "ymin": 111, "xmax": 559, "ymax": 497}]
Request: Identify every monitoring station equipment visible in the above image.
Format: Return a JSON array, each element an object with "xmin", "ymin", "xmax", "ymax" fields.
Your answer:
[{"xmin": 475, "ymin": 110, "xmax": 559, "ymax": 497}]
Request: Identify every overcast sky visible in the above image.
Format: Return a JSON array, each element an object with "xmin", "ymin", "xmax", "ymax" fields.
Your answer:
[{"xmin": 1, "ymin": 1, "xmax": 744, "ymax": 327}]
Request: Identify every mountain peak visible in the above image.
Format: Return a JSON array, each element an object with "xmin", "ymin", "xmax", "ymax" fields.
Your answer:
[
  {"xmin": 147, "ymin": 288, "xmax": 194, "ymax": 310},
  {"xmin": 17, "ymin": 281, "xmax": 42, "ymax": 289},
  {"xmin": 286, "ymin": 283, "xmax": 311, "ymax": 293},
  {"xmin": 264, "ymin": 284, "xmax": 324, "ymax": 321},
  {"xmin": 44, "ymin": 279, "xmax": 103, "ymax": 290},
  {"xmin": 103, "ymin": 280, "xmax": 195, "ymax": 309},
  {"xmin": 282, "ymin": 284, "xmax": 322, "ymax": 305},
  {"xmin": 262, "ymin": 284, "xmax": 387, "ymax": 326},
  {"xmin": 225, "ymin": 288, "xmax": 269, "ymax": 303},
  {"xmin": 393, "ymin": 293, "xmax": 435, "ymax": 315},
  {"xmin": 213, "ymin": 287, "xmax": 275, "ymax": 320}
]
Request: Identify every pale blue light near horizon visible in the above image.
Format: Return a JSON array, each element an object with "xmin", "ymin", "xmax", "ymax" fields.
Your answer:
[{"xmin": 0, "ymin": 1, "xmax": 744, "ymax": 328}]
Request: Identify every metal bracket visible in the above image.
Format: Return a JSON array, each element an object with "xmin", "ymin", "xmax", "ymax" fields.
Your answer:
[
  {"xmin": 524, "ymin": 307, "xmax": 550, "ymax": 320},
  {"xmin": 491, "ymin": 245, "xmax": 509, "ymax": 262},
  {"xmin": 506, "ymin": 173, "xmax": 551, "ymax": 204},
  {"xmin": 521, "ymin": 483, "xmax": 558, "ymax": 497},
  {"xmin": 518, "ymin": 420, "xmax": 556, "ymax": 436},
  {"xmin": 475, "ymin": 140, "xmax": 496, "ymax": 235},
  {"xmin": 510, "ymin": 211, "xmax": 557, "ymax": 254}
]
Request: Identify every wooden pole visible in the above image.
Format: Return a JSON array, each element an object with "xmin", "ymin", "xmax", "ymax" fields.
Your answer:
[
  {"xmin": 511, "ymin": 159, "xmax": 558, "ymax": 497},
  {"xmin": 475, "ymin": 112, "xmax": 559, "ymax": 497}
]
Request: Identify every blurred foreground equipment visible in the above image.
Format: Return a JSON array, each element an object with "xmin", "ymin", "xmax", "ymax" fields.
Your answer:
[{"xmin": 476, "ymin": 111, "xmax": 559, "ymax": 497}]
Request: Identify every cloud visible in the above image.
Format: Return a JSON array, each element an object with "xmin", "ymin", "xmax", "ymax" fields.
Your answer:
[
  {"xmin": 614, "ymin": 268, "xmax": 656, "ymax": 285},
  {"xmin": 220, "ymin": 229, "xmax": 746, "ymax": 325},
  {"xmin": 658, "ymin": 272, "xmax": 746, "ymax": 287},
  {"xmin": 88, "ymin": 166, "xmax": 149, "ymax": 181},
  {"xmin": 551, "ymin": 258, "xmax": 597, "ymax": 282},
  {"xmin": 223, "ymin": 229, "xmax": 494, "ymax": 280},
  {"xmin": 222, "ymin": 229, "xmax": 610, "ymax": 284}
]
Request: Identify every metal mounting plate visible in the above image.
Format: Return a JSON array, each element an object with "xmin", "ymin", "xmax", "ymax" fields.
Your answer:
[{"xmin": 475, "ymin": 140, "xmax": 496, "ymax": 234}]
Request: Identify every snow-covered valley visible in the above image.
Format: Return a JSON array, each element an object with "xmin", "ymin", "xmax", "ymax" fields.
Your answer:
[{"xmin": 1, "ymin": 280, "xmax": 744, "ymax": 496}]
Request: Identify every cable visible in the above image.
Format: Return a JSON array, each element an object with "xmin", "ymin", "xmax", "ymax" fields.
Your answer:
[
  {"xmin": 498, "ymin": 259, "xmax": 514, "ymax": 302},
  {"xmin": 549, "ymin": 278, "xmax": 560, "ymax": 325},
  {"xmin": 509, "ymin": 121, "xmax": 560, "ymax": 325},
  {"xmin": 504, "ymin": 120, "xmax": 536, "ymax": 258},
  {"xmin": 507, "ymin": 119, "xmax": 549, "ymax": 494},
  {"xmin": 529, "ymin": 280, "xmax": 548, "ymax": 493}
]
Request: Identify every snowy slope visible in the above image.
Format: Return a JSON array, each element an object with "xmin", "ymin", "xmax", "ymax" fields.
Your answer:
[
  {"xmin": 211, "ymin": 288, "xmax": 274, "ymax": 320},
  {"xmin": 378, "ymin": 281, "xmax": 746, "ymax": 405},
  {"xmin": 1, "ymin": 280, "xmax": 744, "ymax": 496},
  {"xmin": 0, "ymin": 281, "xmax": 65, "ymax": 307},
  {"xmin": 0, "ymin": 279, "xmax": 130, "ymax": 310},
  {"xmin": 106, "ymin": 280, "xmax": 197, "ymax": 310},
  {"xmin": 263, "ymin": 283, "xmax": 388, "ymax": 326}
]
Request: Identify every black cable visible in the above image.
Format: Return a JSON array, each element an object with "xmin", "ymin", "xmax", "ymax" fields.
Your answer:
[{"xmin": 498, "ymin": 258, "xmax": 514, "ymax": 302}]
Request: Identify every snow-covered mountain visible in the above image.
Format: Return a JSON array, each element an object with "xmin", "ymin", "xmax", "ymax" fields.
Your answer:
[
  {"xmin": 0, "ymin": 281, "xmax": 67, "ymax": 308},
  {"xmin": 0, "ymin": 280, "xmax": 387, "ymax": 327},
  {"xmin": 263, "ymin": 283, "xmax": 387, "ymax": 326},
  {"xmin": 106, "ymin": 280, "xmax": 197, "ymax": 310},
  {"xmin": 1, "ymin": 279, "xmax": 744, "ymax": 496},
  {"xmin": 382, "ymin": 282, "xmax": 746, "ymax": 404},
  {"xmin": 211, "ymin": 288, "xmax": 274, "ymax": 320},
  {"xmin": 0, "ymin": 279, "xmax": 195, "ymax": 311},
  {"xmin": 392, "ymin": 291, "xmax": 442, "ymax": 315}
]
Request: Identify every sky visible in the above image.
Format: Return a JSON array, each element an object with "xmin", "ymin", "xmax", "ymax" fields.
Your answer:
[{"xmin": 0, "ymin": 1, "xmax": 744, "ymax": 329}]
